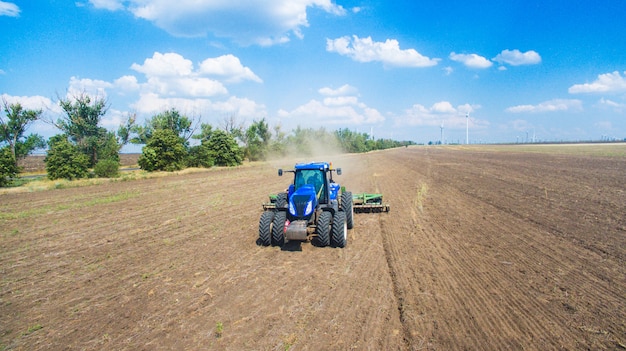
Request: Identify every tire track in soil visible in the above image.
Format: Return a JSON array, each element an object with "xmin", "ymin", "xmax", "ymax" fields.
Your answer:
[{"xmin": 355, "ymin": 150, "xmax": 419, "ymax": 350}]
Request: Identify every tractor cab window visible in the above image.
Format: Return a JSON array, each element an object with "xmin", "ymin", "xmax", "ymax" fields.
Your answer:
[{"xmin": 295, "ymin": 169, "xmax": 325, "ymax": 199}]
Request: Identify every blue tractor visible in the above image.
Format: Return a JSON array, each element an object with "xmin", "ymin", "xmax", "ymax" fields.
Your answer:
[{"xmin": 259, "ymin": 162, "xmax": 354, "ymax": 248}]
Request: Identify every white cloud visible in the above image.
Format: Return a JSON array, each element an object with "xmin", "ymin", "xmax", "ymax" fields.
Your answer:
[
  {"xmin": 506, "ymin": 99, "xmax": 583, "ymax": 113},
  {"xmin": 0, "ymin": 1, "xmax": 20, "ymax": 17},
  {"xmin": 114, "ymin": 75, "xmax": 140, "ymax": 93},
  {"xmin": 100, "ymin": 108, "xmax": 127, "ymax": 128},
  {"xmin": 130, "ymin": 52, "xmax": 193, "ymax": 77},
  {"xmin": 431, "ymin": 101, "xmax": 456, "ymax": 113},
  {"xmin": 198, "ymin": 55, "xmax": 262, "ymax": 83},
  {"xmin": 131, "ymin": 92, "xmax": 265, "ymax": 118},
  {"xmin": 443, "ymin": 66, "xmax": 453, "ymax": 76},
  {"xmin": 395, "ymin": 102, "xmax": 484, "ymax": 129},
  {"xmin": 568, "ymin": 71, "xmax": 626, "ymax": 94},
  {"xmin": 323, "ymin": 96, "xmax": 359, "ymax": 106},
  {"xmin": 278, "ymin": 85, "xmax": 383, "ymax": 125},
  {"xmin": 67, "ymin": 76, "xmax": 113, "ymax": 99},
  {"xmin": 130, "ymin": 52, "xmax": 249, "ymax": 97},
  {"xmin": 58, "ymin": 52, "xmax": 264, "ymax": 129},
  {"xmin": 326, "ymin": 35, "xmax": 440, "ymax": 68},
  {"xmin": 1, "ymin": 94, "xmax": 58, "ymax": 112},
  {"xmin": 91, "ymin": 0, "xmax": 345, "ymax": 46},
  {"xmin": 318, "ymin": 84, "xmax": 357, "ymax": 96},
  {"xmin": 493, "ymin": 49, "xmax": 541, "ymax": 66},
  {"xmin": 449, "ymin": 52, "xmax": 492, "ymax": 69}
]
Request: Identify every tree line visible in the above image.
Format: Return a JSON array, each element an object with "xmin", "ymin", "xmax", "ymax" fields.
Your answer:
[{"xmin": 1, "ymin": 94, "xmax": 413, "ymax": 185}]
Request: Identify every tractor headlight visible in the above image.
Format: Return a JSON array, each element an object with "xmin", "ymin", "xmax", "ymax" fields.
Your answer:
[
  {"xmin": 304, "ymin": 200, "xmax": 313, "ymax": 216},
  {"xmin": 289, "ymin": 201, "xmax": 296, "ymax": 216}
]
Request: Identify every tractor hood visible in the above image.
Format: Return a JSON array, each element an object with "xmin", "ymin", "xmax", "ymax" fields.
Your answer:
[{"xmin": 289, "ymin": 184, "xmax": 317, "ymax": 218}]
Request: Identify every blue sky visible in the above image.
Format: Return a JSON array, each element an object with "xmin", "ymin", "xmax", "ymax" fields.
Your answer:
[{"xmin": 1, "ymin": 0, "xmax": 625, "ymax": 148}]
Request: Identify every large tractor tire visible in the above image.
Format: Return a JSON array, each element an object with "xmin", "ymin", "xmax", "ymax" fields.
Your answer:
[
  {"xmin": 313, "ymin": 211, "xmax": 331, "ymax": 247},
  {"xmin": 331, "ymin": 211, "xmax": 347, "ymax": 248},
  {"xmin": 276, "ymin": 192, "xmax": 288, "ymax": 208},
  {"xmin": 341, "ymin": 191, "xmax": 354, "ymax": 229},
  {"xmin": 271, "ymin": 211, "xmax": 286, "ymax": 247},
  {"xmin": 258, "ymin": 211, "xmax": 274, "ymax": 246}
]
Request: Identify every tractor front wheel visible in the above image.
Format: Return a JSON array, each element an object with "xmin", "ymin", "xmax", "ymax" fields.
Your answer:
[
  {"xmin": 331, "ymin": 211, "xmax": 347, "ymax": 248},
  {"xmin": 271, "ymin": 211, "xmax": 286, "ymax": 247},
  {"xmin": 313, "ymin": 211, "xmax": 331, "ymax": 247},
  {"xmin": 276, "ymin": 192, "xmax": 288, "ymax": 208}
]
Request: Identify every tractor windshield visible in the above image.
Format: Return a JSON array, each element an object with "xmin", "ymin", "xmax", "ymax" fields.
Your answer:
[{"xmin": 295, "ymin": 169, "xmax": 325, "ymax": 199}]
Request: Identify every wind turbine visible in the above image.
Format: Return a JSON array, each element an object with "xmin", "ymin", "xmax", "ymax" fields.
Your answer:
[{"xmin": 440, "ymin": 121, "xmax": 444, "ymax": 145}]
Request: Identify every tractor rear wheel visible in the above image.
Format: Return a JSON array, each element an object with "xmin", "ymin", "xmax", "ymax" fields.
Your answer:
[
  {"xmin": 341, "ymin": 191, "xmax": 354, "ymax": 229},
  {"xmin": 271, "ymin": 211, "xmax": 286, "ymax": 246},
  {"xmin": 331, "ymin": 211, "xmax": 347, "ymax": 248},
  {"xmin": 313, "ymin": 211, "xmax": 331, "ymax": 247},
  {"xmin": 258, "ymin": 211, "xmax": 274, "ymax": 246}
]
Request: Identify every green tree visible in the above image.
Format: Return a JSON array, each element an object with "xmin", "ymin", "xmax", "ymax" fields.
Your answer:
[
  {"xmin": 45, "ymin": 135, "xmax": 90, "ymax": 180},
  {"xmin": 1, "ymin": 100, "xmax": 46, "ymax": 168},
  {"xmin": 56, "ymin": 93, "xmax": 118, "ymax": 167},
  {"xmin": 138, "ymin": 129, "xmax": 187, "ymax": 171},
  {"xmin": 192, "ymin": 123, "xmax": 214, "ymax": 143},
  {"xmin": 0, "ymin": 146, "xmax": 18, "ymax": 187},
  {"xmin": 188, "ymin": 123, "xmax": 215, "ymax": 167},
  {"xmin": 131, "ymin": 109, "xmax": 194, "ymax": 145},
  {"xmin": 206, "ymin": 129, "xmax": 243, "ymax": 167},
  {"xmin": 269, "ymin": 124, "xmax": 287, "ymax": 157},
  {"xmin": 243, "ymin": 118, "xmax": 271, "ymax": 161}
]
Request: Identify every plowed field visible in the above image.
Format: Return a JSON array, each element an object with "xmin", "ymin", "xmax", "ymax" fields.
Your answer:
[{"xmin": 1, "ymin": 146, "xmax": 625, "ymax": 350}]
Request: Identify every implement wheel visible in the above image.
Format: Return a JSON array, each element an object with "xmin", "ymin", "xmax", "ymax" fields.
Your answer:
[
  {"xmin": 313, "ymin": 211, "xmax": 331, "ymax": 247},
  {"xmin": 331, "ymin": 211, "xmax": 347, "ymax": 248},
  {"xmin": 271, "ymin": 211, "xmax": 286, "ymax": 247},
  {"xmin": 258, "ymin": 211, "xmax": 274, "ymax": 246},
  {"xmin": 341, "ymin": 191, "xmax": 354, "ymax": 229}
]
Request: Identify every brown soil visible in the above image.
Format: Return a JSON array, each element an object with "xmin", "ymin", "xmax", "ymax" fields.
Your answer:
[{"xmin": 1, "ymin": 147, "xmax": 625, "ymax": 350}]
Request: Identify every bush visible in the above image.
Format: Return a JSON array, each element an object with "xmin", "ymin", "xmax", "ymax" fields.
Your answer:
[
  {"xmin": 45, "ymin": 136, "xmax": 90, "ymax": 180},
  {"xmin": 187, "ymin": 144, "xmax": 214, "ymax": 168},
  {"xmin": 94, "ymin": 158, "xmax": 120, "ymax": 178},
  {"xmin": 207, "ymin": 130, "xmax": 243, "ymax": 167},
  {"xmin": 138, "ymin": 129, "xmax": 187, "ymax": 172},
  {"xmin": 0, "ymin": 147, "xmax": 18, "ymax": 187}
]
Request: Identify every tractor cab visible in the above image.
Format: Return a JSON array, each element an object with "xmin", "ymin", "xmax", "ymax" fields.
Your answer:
[
  {"xmin": 277, "ymin": 162, "xmax": 342, "ymax": 220},
  {"xmin": 294, "ymin": 168, "xmax": 325, "ymax": 201}
]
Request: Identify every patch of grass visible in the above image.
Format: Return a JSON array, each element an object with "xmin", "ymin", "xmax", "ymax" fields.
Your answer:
[
  {"xmin": 414, "ymin": 183, "xmax": 428, "ymax": 213},
  {"xmin": 215, "ymin": 322, "xmax": 224, "ymax": 338},
  {"xmin": 24, "ymin": 324, "xmax": 43, "ymax": 335}
]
